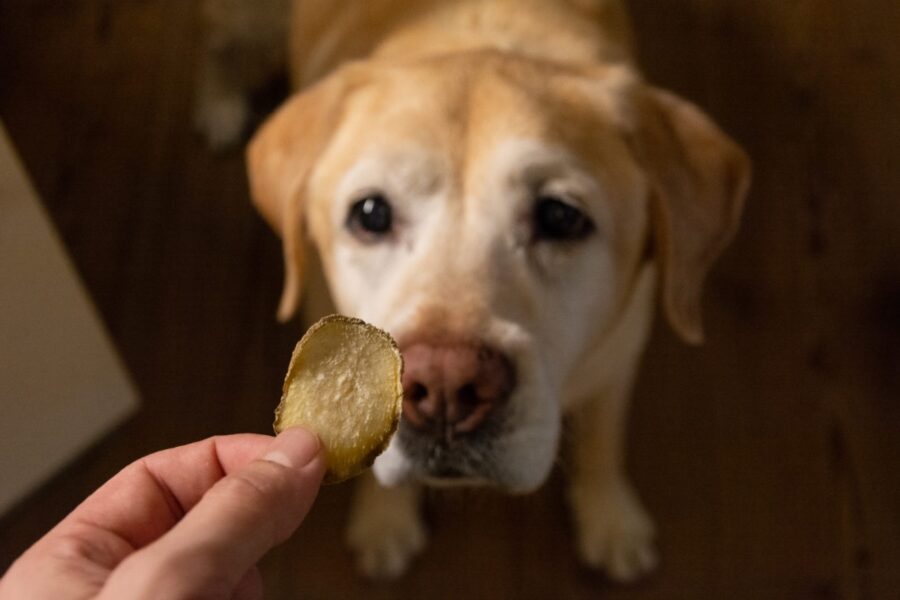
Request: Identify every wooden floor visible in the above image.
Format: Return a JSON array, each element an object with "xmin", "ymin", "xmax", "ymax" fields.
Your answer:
[{"xmin": 2, "ymin": 1, "xmax": 899, "ymax": 598}]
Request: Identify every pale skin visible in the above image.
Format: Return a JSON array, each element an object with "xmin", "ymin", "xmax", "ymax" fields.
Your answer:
[{"xmin": 0, "ymin": 427, "xmax": 324, "ymax": 600}]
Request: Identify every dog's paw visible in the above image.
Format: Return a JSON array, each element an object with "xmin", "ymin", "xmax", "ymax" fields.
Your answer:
[
  {"xmin": 568, "ymin": 480, "xmax": 657, "ymax": 582},
  {"xmin": 193, "ymin": 93, "xmax": 249, "ymax": 151},
  {"xmin": 345, "ymin": 481, "xmax": 426, "ymax": 579},
  {"xmin": 346, "ymin": 504, "xmax": 426, "ymax": 579}
]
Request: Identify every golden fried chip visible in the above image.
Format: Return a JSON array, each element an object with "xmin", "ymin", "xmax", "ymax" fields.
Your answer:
[{"xmin": 274, "ymin": 315, "xmax": 403, "ymax": 483}]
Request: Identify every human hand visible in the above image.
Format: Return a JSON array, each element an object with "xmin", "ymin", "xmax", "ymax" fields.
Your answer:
[{"xmin": 0, "ymin": 427, "xmax": 324, "ymax": 600}]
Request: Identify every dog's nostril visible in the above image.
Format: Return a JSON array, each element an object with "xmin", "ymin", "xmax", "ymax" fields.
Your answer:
[
  {"xmin": 409, "ymin": 383, "xmax": 429, "ymax": 403},
  {"xmin": 401, "ymin": 342, "xmax": 515, "ymax": 435},
  {"xmin": 402, "ymin": 381, "xmax": 433, "ymax": 428},
  {"xmin": 448, "ymin": 383, "xmax": 480, "ymax": 426},
  {"xmin": 457, "ymin": 383, "xmax": 479, "ymax": 407}
]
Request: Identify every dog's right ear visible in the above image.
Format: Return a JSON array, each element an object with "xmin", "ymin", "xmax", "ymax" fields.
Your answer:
[
  {"xmin": 629, "ymin": 86, "xmax": 751, "ymax": 345},
  {"xmin": 246, "ymin": 64, "xmax": 365, "ymax": 321}
]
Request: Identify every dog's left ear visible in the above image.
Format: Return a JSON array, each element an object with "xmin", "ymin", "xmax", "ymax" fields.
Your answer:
[
  {"xmin": 246, "ymin": 63, "xmax": 366, "ymax": 321},
  {"xmin": 630, "ymin": 86, "xmax": 751, "ymax": 344}
]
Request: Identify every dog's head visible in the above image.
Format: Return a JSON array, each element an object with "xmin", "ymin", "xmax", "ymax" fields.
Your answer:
[{"xmin": 247, "ymin": 51, "xmax": 749, "ymax": 492}]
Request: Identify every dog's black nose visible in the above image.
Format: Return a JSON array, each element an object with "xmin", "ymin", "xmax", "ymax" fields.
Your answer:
[{"xmin": 400, "ymin": 343, "xmax": 515, "ymax": 438}]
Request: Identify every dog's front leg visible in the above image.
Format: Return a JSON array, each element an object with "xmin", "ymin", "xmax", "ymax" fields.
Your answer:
[
  {"xmin": 568, "ymin": 375, "xmax": 657, "ymax": 582},
  {"xmin": 346, "ymin": 472, "xmax": 426, "ymax": 579}
]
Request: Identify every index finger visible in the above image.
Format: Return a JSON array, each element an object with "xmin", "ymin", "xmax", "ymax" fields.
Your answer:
[
  {"xmin": 99, "ymin": 428, "xmax": 325, "ymax": 599},
  {"xmin": 55, "ymin": 433, "xmax": 279, "ymax": 550}
]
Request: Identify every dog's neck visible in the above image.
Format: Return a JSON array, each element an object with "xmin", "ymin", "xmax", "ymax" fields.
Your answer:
[{"xmin": 291, "ymin": 0, "xmax": 634, "ymax": 87}]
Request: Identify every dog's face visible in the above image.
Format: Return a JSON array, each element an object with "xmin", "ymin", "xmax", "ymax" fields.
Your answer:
[{"xmin": 248, "ymin": 52, "xmax": 749, "ymax": 492}]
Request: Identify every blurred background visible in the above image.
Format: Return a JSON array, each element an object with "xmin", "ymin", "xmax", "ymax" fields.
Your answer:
[{"xmin": 1, "ymin": 1, "xmax": 898, "ymax": 598}]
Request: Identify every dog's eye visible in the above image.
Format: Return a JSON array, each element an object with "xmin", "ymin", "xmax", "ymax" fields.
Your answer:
[
  {"xmin": 347, "ymin": 195, "xmax": 393, "ymax": 239},
  {"xmin": 533, "ymin": 196, "xmax": 594, "ymax": 241}
]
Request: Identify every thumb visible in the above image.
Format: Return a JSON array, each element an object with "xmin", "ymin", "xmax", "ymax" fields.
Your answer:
[{"xmin": 100, "ymin": 427, "xmax": 324, "ymax": 600}]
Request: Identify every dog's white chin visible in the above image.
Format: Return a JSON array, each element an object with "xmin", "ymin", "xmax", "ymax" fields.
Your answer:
[
  {"xmin": 372, "ymin": 440, "xmax": 415, "ymax": 487},
  {"xmin": 371, "ymin": 424, "xmax": 560, "ymax": 494},
  {"xmin": 490, "ymin": 422, "xmax": 561, "ymax": 494}
]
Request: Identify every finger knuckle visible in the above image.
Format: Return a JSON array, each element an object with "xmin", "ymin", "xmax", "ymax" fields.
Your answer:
[
  {"xmin": 47, "ymin": 533, "xmax": 97, "ymax": 562},
  {"xmin": 213, "ymin": 461, "xmax": 304, "ymax": 530},
  {"xmin": 217, "ymin": 462, "xmax": 289, "ymax": 506}
]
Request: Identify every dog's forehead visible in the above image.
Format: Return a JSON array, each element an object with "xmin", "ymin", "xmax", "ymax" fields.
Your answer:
[
  {"xmin": 341, "ymin": 52, "xmax": 634, "ymax": 154},
  {"xmin": 312, "ymin": 53, "xmax": 645, "ymax": 228}
]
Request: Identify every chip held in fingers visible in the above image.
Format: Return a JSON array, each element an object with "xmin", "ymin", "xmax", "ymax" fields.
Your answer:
[{"xmin": 274, "ymin": 315, "xmax": 404, "ymax": 483}]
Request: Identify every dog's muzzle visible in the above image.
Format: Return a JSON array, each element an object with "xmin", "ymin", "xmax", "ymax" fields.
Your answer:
[{"xmin": 398, "ymin": 342, "xmax": 516, "ymax": 480}]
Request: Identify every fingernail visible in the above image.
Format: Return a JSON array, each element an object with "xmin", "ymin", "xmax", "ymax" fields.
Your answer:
[{"xmin": 263, "ymin": 427, "xmax": 321, "ymax": 470}]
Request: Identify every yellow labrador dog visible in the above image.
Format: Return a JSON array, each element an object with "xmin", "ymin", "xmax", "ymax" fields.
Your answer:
[{"xmin": 197, "ymin": 0, "xmax": 750, "ymax": 582}]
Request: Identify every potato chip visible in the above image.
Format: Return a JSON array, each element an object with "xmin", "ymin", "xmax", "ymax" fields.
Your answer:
[{"xmin": 274, "ymin": 315, "xmax": 403, "ymax": 483}]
